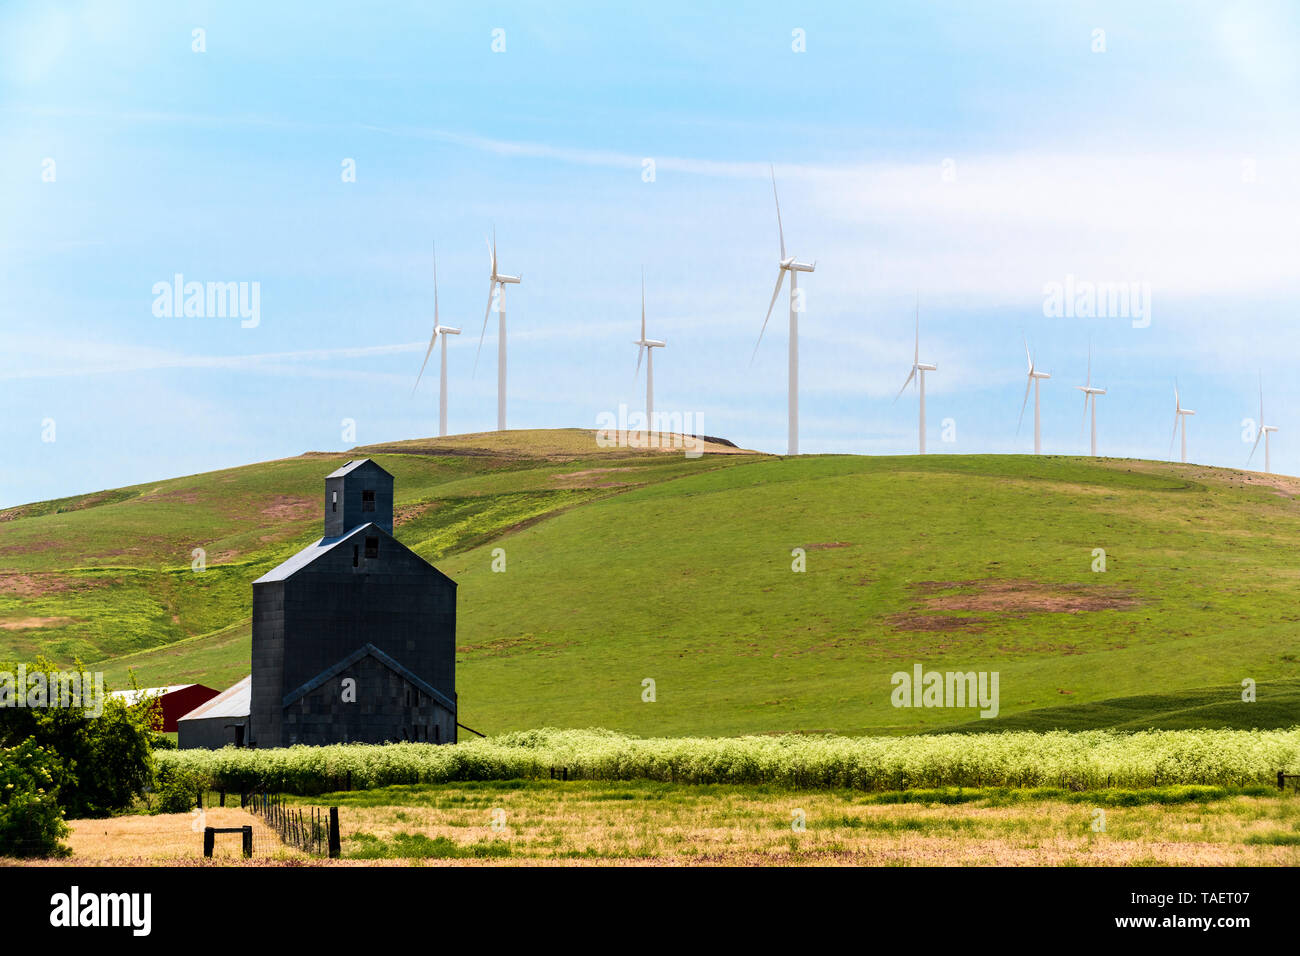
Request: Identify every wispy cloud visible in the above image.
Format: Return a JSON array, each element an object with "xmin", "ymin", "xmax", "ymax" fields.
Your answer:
[{"xmin": 0, "ymin": 339, "xmax": 426, "ymax": 382}]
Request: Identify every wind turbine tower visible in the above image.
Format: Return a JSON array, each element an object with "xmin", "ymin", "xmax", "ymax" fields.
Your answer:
[
  {"xmin": 634, "ymin": 270, "xmax": 666, "ymax": 440},
  {"xmin": 1018, "ymin": 338, "xmax": 1051, "ymax": 455},
  {"xmin": 475, "ymin": 230, "xmax": 521, "ymax": 431},
  {"xmin": 413, "ymin": 243, "xmax": 462, "ymax": 438},
  {"xmin": 752, "ymin": 165, "xmax": 815, "ymax": 456},
  {"xmin": 1075, "ymin": 342, "xmax": 1106, "ymax": 457},
  {"xmin": 1249, "ymin": 377, "xmax": 1280, "ymax": 473},
  {"xmin": 1170, "ymin": 382, "xmax": 1195, "ymax": 464},
  {"xmin": 894, "ymin": 296, "xmax": 937, "ymax": 454}
]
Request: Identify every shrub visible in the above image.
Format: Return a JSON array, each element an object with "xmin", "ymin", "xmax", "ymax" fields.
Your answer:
[
  {"xmin": 156, "ymin": 727, "xmax": 1300, "ymax": 795},
  {"xmin": 0, "ymin": 738, "xmax": 71, "ymax": 858},
  {"xmin": 0, "ymin": 658, "xmax": 156, "ymax": 817},
  {"xmin": 152, "ymin": 761, "xmax": 205, "ymax": 815}
]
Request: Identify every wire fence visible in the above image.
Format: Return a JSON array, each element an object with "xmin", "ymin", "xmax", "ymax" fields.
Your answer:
[
  {"xmin": 0, "ymin": 788, "xmax": 341, "ymax": 861},
  {"xmin": 246, "ymin": 792, "xmax": 338, "ymax": 857}
]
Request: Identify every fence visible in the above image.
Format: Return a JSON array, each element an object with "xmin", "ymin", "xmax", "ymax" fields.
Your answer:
[
  {"xmin": 196, "ymin": 789, "xmax": 237, "ymax": 808},
  {"xmin": 1277, "ymin": 772, "xmax": 1300, "ymax": 791},
  {"xmin": 203, "ymin": 826, "xmax": 252, "ymax": 858},
  {"xmin": 248, "ymin": 792, "xmax": 340, "ymax": 858}
]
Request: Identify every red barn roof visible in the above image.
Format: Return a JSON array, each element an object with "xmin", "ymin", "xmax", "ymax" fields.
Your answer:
[{"xmin": 110, "ymin": 683, "xmax": 221, "ymax": 732}]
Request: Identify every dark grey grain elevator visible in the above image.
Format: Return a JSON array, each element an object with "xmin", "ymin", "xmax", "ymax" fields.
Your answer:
[{"xmin": 248, "ymin": 459, "xmax": 457, "ymax": 746}]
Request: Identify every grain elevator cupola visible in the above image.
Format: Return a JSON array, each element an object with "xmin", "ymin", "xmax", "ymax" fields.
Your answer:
[{"xmin": 325, "ymin": 458, "xmax": 394, "ymax": 537}]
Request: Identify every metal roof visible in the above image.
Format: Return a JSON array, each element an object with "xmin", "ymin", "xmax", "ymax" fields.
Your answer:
[
  {"xmin": 108, "ymin": 685, "xmax": 197, "ymax": 704},
  {"xmin": 324, "ymin": 458, "xmax": 389, "ymax": 479},
  {"xmin": 177, "ymin": 675, "xmax": 251, "ymax": 722},
  {"xmin": 252, "ymin": 522, "xmax": 376, "ymax": 584}
]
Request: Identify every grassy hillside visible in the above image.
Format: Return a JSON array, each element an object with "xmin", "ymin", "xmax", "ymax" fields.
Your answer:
[
  {"xmin": 4, "ymin": 430, "xmax": 1299, "ymax": 735},
  {"xmin": 0, "ymin": 429, "xmax": 753, "ymax": 664}
]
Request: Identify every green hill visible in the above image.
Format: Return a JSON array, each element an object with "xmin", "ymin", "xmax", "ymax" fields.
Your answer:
[{"xmin": 3, "ymin": 429, "xmax": 1299, "ymax": 735}]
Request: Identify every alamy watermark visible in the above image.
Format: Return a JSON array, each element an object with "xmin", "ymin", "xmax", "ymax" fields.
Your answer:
[
  {"xmin": 891, "ymin": 663, "xmax": 999, "ymax": 719},
  {"xmin": 152, "ymin": 274, "xmax": 260, "ymax": 328},
  {"xmin": 595, "ymin": 405, "xmax": 705, "ymax": 458},
  {"xmin": 0, "ymin": 665, "xmax": 104, "ymax": 717},
  {"xmin": 1042, "ymin": 274, "xmax": 1150, "ymax": 328}
]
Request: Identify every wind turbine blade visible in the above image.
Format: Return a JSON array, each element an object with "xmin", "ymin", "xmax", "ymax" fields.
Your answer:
[
  {"xmin": 415, "ymin": 242, "xmax": 441, "ymax": 394},
  {"xmin": 750, "ymin": 269, "xmax": 786, "ymax": 365},
  {"xmin": 893, "ymin": 367, "xmax": 917, "ymax": 404},
  {"xmin": 1016, "ymin": 375, "xmax": 1032, "ymax": 435},
  {"xmin": 413, "ymin": 329, "xmax": 438, "ymax": 395},
  {"xmin": 1082, "ymin": 391, "xmax": 1090, "ymax": 432},
  {"xmin": 1169, "ymin": 408, "xmax": 1180, "ymax": 456},
  {"xmin": 486, "ymin": 236, "xmax": 495, "ymax": 275},
  {"xmin": 1024, "ymin": 336, "xmax": 1033, "ymax": 374},
  {"xmin": 1248, "ymin": 428, "xmax": 1263, "ymax": 464},
  {"xmin": 770, "ymin": 165, "xmax": 785, "ymax": 260},
  {"xmin": 641, "ymin": 269, "xmax": 646, "ymax": 341},
  {"xmin": 913, "ymin": 294, "xmax": 920, "ymax": 365},
  {"xmin": 634, "ymin": 344, "xmax": 645, "ymax": 378},
  {"xmin": 473, "ymin": 282, "xmax": 493, "ymax": 376}
]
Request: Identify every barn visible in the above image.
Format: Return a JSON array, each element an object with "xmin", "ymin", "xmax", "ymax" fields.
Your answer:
[
  {"xmin": 110, "ymin": 684, "xmax": 220, "ymax": 732},
  {"xmin": 178, "ymin": 459, "xmax": 458, "ymax": 749},
  {"xmin": 246, "ymin": 458, "xmax": 458, "ymax": 747},
  {"xmin": 176, "ymin": 676, "xmax": 251, "ymax": 749}
]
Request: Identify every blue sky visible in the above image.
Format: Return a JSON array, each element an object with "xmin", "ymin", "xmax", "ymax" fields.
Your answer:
[{"xmin": 2, "ymin": 1, "xmax": 1299, "ymax": 507}]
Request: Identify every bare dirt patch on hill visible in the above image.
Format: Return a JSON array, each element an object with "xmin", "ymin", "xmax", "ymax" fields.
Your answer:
[
  {"xmin": 0, "ymin": 616, "xmax": 73, "ymax": 630},
  {"xmin": 395, "ymin": 501, "xmax": 440, "ymax": 527},
  {"xmin": 259, "ymin": 496, "xmax": 317, "ymax": 521},
  {"xmin": 890, "ymin": 579, "xmax": 1138, "ymax": 632},
  {"xmin": 550, "ymin": 467, "xmax": 639, "ymax": 490},
  {"xmin": 0, "ymin": 572, "xmax": 75, "ymax": 597}
]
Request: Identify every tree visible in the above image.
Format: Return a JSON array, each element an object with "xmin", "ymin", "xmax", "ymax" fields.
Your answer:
[
  {"xmin": 0, "ymin": 737, "xmax": 70, "ymax": 857},
  {"xmin": 0, "ymin": 658, "xmax": 155, "ymax": 818}
]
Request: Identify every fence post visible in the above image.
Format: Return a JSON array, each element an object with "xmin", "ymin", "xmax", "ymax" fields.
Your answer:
[
  {"xmin": 220, "ymin": 790, "xmax": 226, "ymax": 807},
  {"xmin": 203, "ymin": 827, "xmax": 214, "ymax": 858},
  {"xmin": 329, "ymin": 807, "xmax": 341, "ymax": 859},
  {"xmin": 196, "ymin": 788, "xmax": 203, "ymax": 810},
  {"xmin": 1279, "ymin": 771, "xmax": 1286, "ymax": 790},
  {"xmin": 242, "ymin": 826, "xmax": 252, "ymax": 858}
]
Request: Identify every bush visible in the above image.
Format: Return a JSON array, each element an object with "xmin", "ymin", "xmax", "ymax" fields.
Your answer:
[
  {"xmin": 0, "ymin": 658, "xmax": 156, "ymax": 817},
  {"xmin": 0, "ymin": 738, "xmax": 71, "ymax": 858},
  {"xmin": 155, "ymin": 727, "xmax": 1300, "ymax": 795},
  {"xmin": 152, "ymin": 761, "xmax": 204, "ymax": 815}
]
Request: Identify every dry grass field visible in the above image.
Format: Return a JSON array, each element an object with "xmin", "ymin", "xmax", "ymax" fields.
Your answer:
[
  {"xmin": 20, "ymin": 782, "xmax": 1300, "ymax": 867},
  {"xmin": 48, "ymin": 809, "xmax": 307, "ymax": 866}
]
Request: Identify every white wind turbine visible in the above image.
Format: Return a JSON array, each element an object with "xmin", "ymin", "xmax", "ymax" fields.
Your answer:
[
  {"xmin": 475, "ymin": 229, "xmax": 521, "ymax": 431},
  {"xmin": 751, "ymin": 165, "xmax": 815, "ymax": 456},
  {"xmin": 1075, "ymin": 341, "xmax": 1106, "ymax": 457},
  {"xmin": 413, "ymin": 243, "xmax": 461, "ymax": 438},
  {"xmin": 894, "ymin": 295, "xmax": 937, "ymax": 454},
  {"xmin": 1248, "ymin": 377, "xmax": 1280, "ymax": 473},
  {"xmin": 1017, "ymin": 337, "xmax": 1051, "ymax": 455},
  {"xmin": 633, "ymin": 269, "xmax": 665, "ymax": 440},
  {"xmin": 1169, "ymin": 381, "xmax": 1195, "ymax": 464}
]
